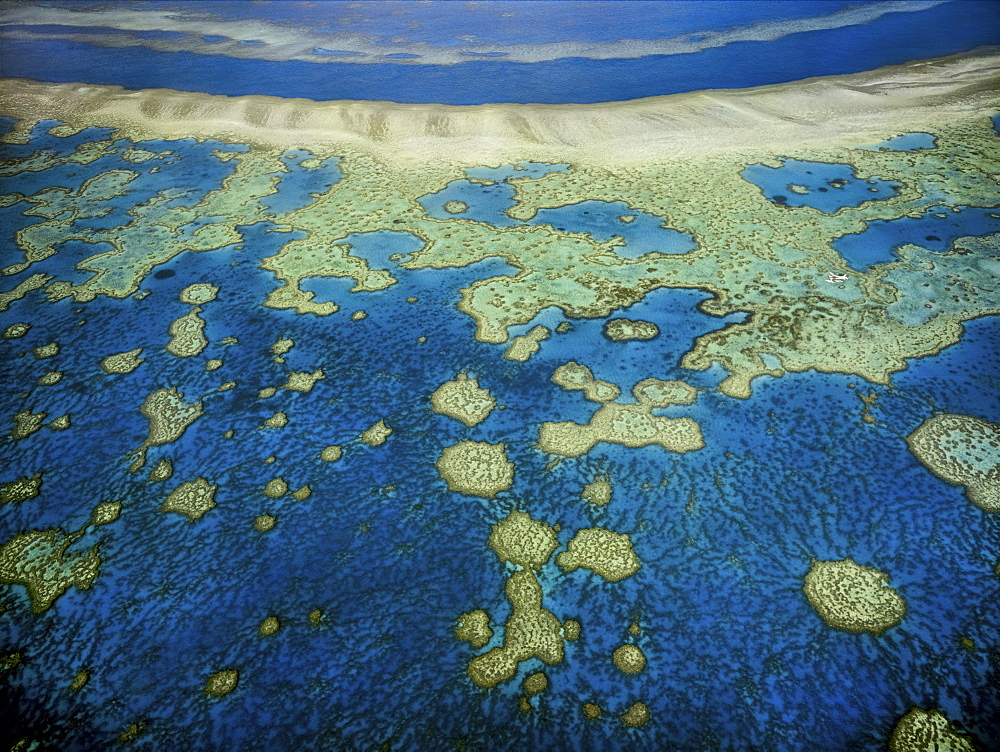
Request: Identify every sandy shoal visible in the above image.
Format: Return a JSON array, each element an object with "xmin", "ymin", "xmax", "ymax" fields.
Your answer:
[{"xmin": 0, "ymin": 49, "xmax": 998, "ymax": 166}]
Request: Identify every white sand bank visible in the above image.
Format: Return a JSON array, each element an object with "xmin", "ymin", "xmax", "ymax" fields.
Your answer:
[{"xmin": 0, "ymin": 49, "xmax": 997, "ymax": 165}]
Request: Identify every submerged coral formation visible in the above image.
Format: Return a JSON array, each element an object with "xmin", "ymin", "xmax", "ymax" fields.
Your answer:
[
  {"xmin": 91, "ymin": 500, "xmax": 122, "ymax": 526},
  {"xmin": 539, "ymin": 402, "xmax": 703, "ymax": 458},
  {"xmin": 557, "ymin": 528, "xmax": 641, "ymax": 582},
  {"xmin": 581, "ymin": 475, "xmax": 612, "ymax": 506},
  {"xmin": 620, "ymin": 701, "xmax": 650, "ymax": 727},
  {"xmin": 436, "ymin": 441, "xmax": 514, "ymax": 498},
  {"xmin": 906, "ymin": 413, "xmax": 1000, "ymax": 513},
  {"xmin": 259, "ymin": 616, "xmax": 280, "ymax": 636},
  {"xmin": 162, "ymin": 478, "xmax": 218, "ymax": 521},
  {"xmin": 178, "ymin": 283, "xmax": 219, "ymax": 305},
  {"xmin": 3, "ymin": 322, "xmax": 30, "ymax": 338},
  {"xmin": 803, "ymin": 558, "xmax": 906, "ymax": 635},
  {"xmin": 504, "ymin": 325, "xmax": 550, "ymax": 362},
  {"xmin": 604, "ymin": 318, "xmax": 659, "ymax": 341},
  {"xmin": 552, "ymin": 361, "xmax": 620, "ymax": 403},
  {"xmin": 283, "ymin": 369, "xmax": 324, "ymax": 393},
  {"xmin": 131, "ymin": 388, "xmax": 204, "ymax": 470},
  {"xmin": 541, "ymin": 364, "xmax": 703, "ymax": 457},
  {"xmin": 11, "ymin": 409, "xmax": 46, "ymax": 441},
  {"xmin": 430, "ymin": 373, "xmax": 496, "ymax": 427},
  {"xmin": 467, "ymin": 510, "xmax": 567, "ymax": 689},
  {"xmin": 455, "ymin": 610, "xmax": 493, "ymax": 649},
  {"xmin": 632, "ymin": 378, "xmax": 698, "ymax": 407},
  {"xmin": 166, "ymin": 307, "xmax": 209, "ymax": 358},
  {"xmin": 467, "ymin": 569, "xmax": 564, "ymax": 689},
  {"xmin": 263, "ymin": 478, "xmax": 288, "ymax": 498},
  {"xmin": 359, "ymin": 419, "xmax": 391, "ymax": 446},
  {"xmin": 0, "ymin": 42, "xmax": 998, "ymax": 752},
  {"xmin": 0, "ymin": 474, "xmax": 42, "ymax": 505},
  {"xmin": 488, "ymin": 511, "xmax": 559, "ymax": 570},
  {"xmin": 262, "ymin": 411, "xmax": 288, "ymax": 429},
  {"xmin": 0, "ymin": 529, "xmax": 101, "ymax": 613},
  {"xmin": 888, "ymin": 708, "xmax": 978, "ymax": 752},
  {"xmin": 148, "ymin": 459, "xmax": 173, "ymax": 483},
  {"xmin": 523, "ymin": 671, "xmax": 548, "ymax": 696},
  {"xmin": 320, "ymin": 445, "xmax": 342, "ymax": 462},
  {"xmin": 204, "ymin": 669, "xmax": 239, "ymax": 698},
  {"xmin": 612, "ymin": 644, "xmax": 646, "ymax": 675}
]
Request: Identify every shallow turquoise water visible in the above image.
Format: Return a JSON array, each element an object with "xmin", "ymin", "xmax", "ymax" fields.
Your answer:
[
  {"xmin": 740, "ymin": 159, "xmax": 900, "ymax": 213},
  {"xmin": 526, "ymin": 200, "xmax": 698, "ymax": 260},
  {"xmin": 860, "ymin": 132, "xmax": 938, "ymax": 152},
  {"xmin": 832, "ymin": 205, "xmax": 1000, "ymax": 271}
]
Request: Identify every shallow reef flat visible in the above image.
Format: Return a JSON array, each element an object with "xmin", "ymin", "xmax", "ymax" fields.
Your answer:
[
  {"xmin": 906, "ymin": 413, "xmax": 1000, "ymax": 513},
  {"xmin": 2, "ymin": 52, "xmax": 997, "ymax": 399}
]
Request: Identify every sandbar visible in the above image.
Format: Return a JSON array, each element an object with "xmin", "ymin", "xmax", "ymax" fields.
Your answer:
[{"xmin": 1, "ymin": 51, "xmax": 996, "ymax": 166}]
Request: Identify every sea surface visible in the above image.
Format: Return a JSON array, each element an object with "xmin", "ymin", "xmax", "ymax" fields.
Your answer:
[
  {"xmin": 0, "ymin": 1, "xmax": 998, "ymax": 103},
  {"xmin": 1, "ymin": 117, "xmax": 998, "ymax": 751},
  {"xmin": 2, "ymin": 2, "xmax": 1000, "ymax": 750}
]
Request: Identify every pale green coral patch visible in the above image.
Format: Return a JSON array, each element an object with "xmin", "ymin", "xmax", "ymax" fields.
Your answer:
[
  {"xmin": 11, "ymin": 409, "xmax": 46, "ymax": 440},
  {"xmin": 633, "ymin": 378, "xmax": 697, "ymax": 407},
  {"xmin": 359, "ymin": 419, "xmax": 391, "ymax": 446},
  {"xmin": 889, "ymin": 708, "xmax": 977, "ymax": 752},
  {"xmin": 100, "ymin": 348, "xmax": 144, "ymax": 374},
  {"xmin": 0, "ymin": 529, "xmax": 101, "ymax": 613},
  {"xmin": 130, "ymin": 388, "xmax": 203, "ymax": 470},
  {"xmin": 488, "ymin": 511, "xmax": 559, "ymax": 570},
  {"xmin": 436, "ymin": 441, "xmax": 514, "ymax": 498},
  {"xmin": 162, "ymin": 478, "xmax": 218, "ymax": 521},
  {"xmin": 557, "ymin": 528, "xmax": 641, "ymax": 582},
  {"xmin": 166, "ymin": 307, "xmax": 209, "ymax": 358},
  {"xmin": 178, "ymin": 283, "xmax": 219, "ymax": 305},
  {"xmin": 504, "ymin": 325, "xmax": 550, "ymax": 362},
  {"xmin": 0, "ymin": 474, "xmax": 42, "ymax": 505},
  {"xmin": 467, "ymin": 570, "xmax": 564, "ymax": 689},
  {"xmin": 455, "ymin": 609, "xmax": 493, "ymax": 649},
  {"xmin": 906, "ymin": 413, "xmax": 1000, "ymax": 513},
  {"xmin": 430, "ymin": 373, "xmax": 495, "ymax": 427},
  {"xmin": 803, "ymin": 558, "xmax": 906, "ymax": 635}
]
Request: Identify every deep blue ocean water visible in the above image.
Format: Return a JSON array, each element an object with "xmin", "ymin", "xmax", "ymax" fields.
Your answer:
[
  {"xmin": 178, "ymin": 1, "xmax": 877, "ymax": 47},
  {"xmin": 1, "ymin": 2, "xmax": 998, "ymax": 104},
  {"xmin": 1, "ymin": 118, "xmax": 999, "ymax": 751}
]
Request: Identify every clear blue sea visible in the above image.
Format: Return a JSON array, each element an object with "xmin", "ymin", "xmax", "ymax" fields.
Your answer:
[{"xmin": 3, "ymin": 2, "xmax": 1000, "ymax": 749}]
